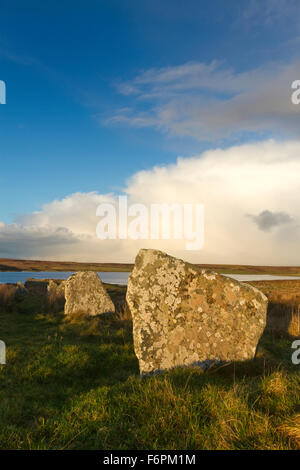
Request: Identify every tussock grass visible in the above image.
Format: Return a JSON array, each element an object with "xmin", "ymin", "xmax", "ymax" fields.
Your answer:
[
  {"xmin": 248, "ymin": 280, "xmax": 300, "ymax": 339},
  {"xmin": 47, "ymin": 293, "xmax": 65, "ymax": 313},
  {"xmin": 0, "ymin": 284, "xmax": 18, "ymax": 306},
  {"xmin": 47, "ymin": 281, "xmax": 65, "ymax": 313},
  {"xmin": 0, "ymin": 282, "xmax": 299, "ymax": 450},
  {"xmin": 265, "ymin": 303, "xmax": 300, "ymax": 338},
  {"xmin": 277, "ymin": 414, "xmax": 300, "ymax": 449}
]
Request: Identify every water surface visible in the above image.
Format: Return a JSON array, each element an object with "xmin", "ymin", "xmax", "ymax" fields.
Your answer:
[
  {"xmin": 0, "ymin": 271, "xmax": 130, "ymax": 285},
  {"xmin": 0, "ymin": 271, "xmax": 300, "ymax": 286}
]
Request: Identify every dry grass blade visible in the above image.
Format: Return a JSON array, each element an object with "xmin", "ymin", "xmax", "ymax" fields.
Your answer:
[
  {"xmin": 0, "ymin": 284, "xmax": 18, "ymax": 305},
  {"xmin": 278, "ymin": 414, "xmax": 300, "ymax": 449}
]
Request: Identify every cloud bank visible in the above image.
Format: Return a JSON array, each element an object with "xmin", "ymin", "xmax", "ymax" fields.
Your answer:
[{"xmin": 1, "ymin": 140, "xmax": 300, "ymax": 265}]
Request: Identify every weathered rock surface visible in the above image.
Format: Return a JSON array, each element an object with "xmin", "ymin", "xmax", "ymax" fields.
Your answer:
[
  {"xmin": 126, "ymin": 249, "xmax": 268, "ymax": 375},
  {"xmin": 64, "ymin": 271, "xmax": 115, "ymax": 316}
]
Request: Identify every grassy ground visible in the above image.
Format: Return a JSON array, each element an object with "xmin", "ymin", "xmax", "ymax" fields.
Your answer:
[
  {"xmin": 0, "ymin": 283, "xmax": 299, "ymax": 450},
  {"xmin": 249, "ymin": 280, "xmax": 300, "ymax": 304},
  {"xmin": 249, "ymin": 280, "xmax": 300, "ymax": 338}
]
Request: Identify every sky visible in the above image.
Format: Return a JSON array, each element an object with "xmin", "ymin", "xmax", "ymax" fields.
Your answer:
[{"xmin": 0, "ymin": 0, "xmax": 300, "ymax": 264}]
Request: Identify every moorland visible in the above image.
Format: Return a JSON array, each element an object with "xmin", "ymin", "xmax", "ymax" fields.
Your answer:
[{"xmin": 0, "ymin": 279, "xmax": 299, "ymax": 450}]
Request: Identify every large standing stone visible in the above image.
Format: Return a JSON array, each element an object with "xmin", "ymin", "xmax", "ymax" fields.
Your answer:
[
  {"xmin": 126, "ymin": 249, "xmax": 268, "ymax": 375},
  {"xmin": 64, "ymin": 271, "xmax": 115, "ymax": 316}
]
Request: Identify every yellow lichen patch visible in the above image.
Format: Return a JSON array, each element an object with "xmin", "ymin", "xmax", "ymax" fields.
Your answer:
[{"xmin": 127, "ymin": 249, "xmax": 268, "ymax": 375}]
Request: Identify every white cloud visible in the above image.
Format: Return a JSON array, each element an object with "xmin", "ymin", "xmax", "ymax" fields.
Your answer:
[
  {"xmin": 15, "ymin": 192, "xmax": 116, "ymax": 236},
  {"xmin": 1, "ymin": 140, "xmax": 300, "ymax": 264},
  {"xmin": 107, "ymin": 60, "xmax": 300, "ymax": 141}
]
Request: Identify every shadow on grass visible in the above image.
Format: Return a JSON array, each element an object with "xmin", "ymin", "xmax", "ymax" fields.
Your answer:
[
  {"xmin": 265, "ymin": 302, "xmax": 300, "ymax": 339},
  {"xmin": 0, "ymin": 304, "xmax": 139, "ymax": 434}
]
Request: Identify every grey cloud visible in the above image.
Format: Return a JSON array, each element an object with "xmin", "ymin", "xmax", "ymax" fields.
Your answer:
[
  {"xmin": 108, "ymin": 60, "xmax": 300, "ymax": 141},
  {"xmin": 247, "ymin": 210, "xmax": 293, "ymax": 232},
  {"xmin": 0, "ymin": 224, "xmax": 80, "ymax": 258}
]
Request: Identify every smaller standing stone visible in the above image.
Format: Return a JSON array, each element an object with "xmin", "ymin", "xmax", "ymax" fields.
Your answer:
[
  {"xmin": 64, "ymin": 271, "xmax": 115, "ymax": 316},
  {"xmin": 47, "ymin": 279, "xmax": 65, "ymax": 297},
  {"xmin": 16, "ymin": 281, "xmax": 28, "ymax": 296},
  {"xmin": 47, "ymin": 280, "xmax": 65, "ymax": 310}
]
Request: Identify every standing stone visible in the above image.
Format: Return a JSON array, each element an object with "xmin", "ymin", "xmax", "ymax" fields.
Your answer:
[
  {"xmin": 126, "ymin": 249, "xmax": 268, "ymax": 375},
  {"xmin": 47, "ymin": 280, "xmax": 65, "ymax": 297},
  {"xmin": 64, "ymin": 271, "xmax": 115, "ymax": 316},
  {"xmin": 47, "ymin": 280, "xmax": 65, "ymax": 310},
  {"xmin": 16, "ymin": 281, "xmax": 28, "ymax": 296}
]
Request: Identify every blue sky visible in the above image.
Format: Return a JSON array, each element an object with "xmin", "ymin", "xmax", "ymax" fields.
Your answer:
[{"xmin": 0, "ymin": 0, "xmax": 300, "ymax": 263}]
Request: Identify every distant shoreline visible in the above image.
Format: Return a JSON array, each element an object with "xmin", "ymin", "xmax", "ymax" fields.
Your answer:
[
  {"xmin": 1, "ymin": 257, "xmax": 300, "ymax": 276},
  {"xmin": 0, "ymin": 258, "xmax": 133, "ymax": 273}
]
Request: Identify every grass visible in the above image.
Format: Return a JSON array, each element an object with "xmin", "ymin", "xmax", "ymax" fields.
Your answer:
[
  {"xmin": 249, "ymin": 280, "xmax": 300, "ymax": 338},
  {"xmin": 0, "ymin": 284, "xmax": 19, "ymax": 306},
  {"xmin": 0, "ymin": 283, "xmax": 299, "ymax": 450}
]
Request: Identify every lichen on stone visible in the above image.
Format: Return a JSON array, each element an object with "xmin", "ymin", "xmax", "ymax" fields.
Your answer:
[
  {"xmin": 126, "ymin": 249, "xmax": 268, "ymax": 375},
  {"xmin": 64, "ymin": 271, "xmax": 115, "ymax": 316}
]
